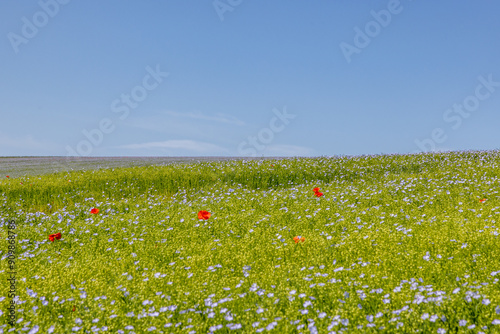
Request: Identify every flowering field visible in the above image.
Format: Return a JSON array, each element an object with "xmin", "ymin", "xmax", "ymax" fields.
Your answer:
[
  {"xmin": 1, "ymin": 151, "xmax": 500, "ymax": 333},
  {"xmin": 0, "ymin": 156, "xmax": 262, "ymax": 179}
]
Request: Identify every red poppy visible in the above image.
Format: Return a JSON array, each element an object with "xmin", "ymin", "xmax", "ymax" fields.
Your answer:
[
  {"xmin": 479, "ymin": 198, "xmax": 486, "ymax": 203},
  {"xmin": 313, "ymin": 187, "xmax": 320, "ymax": 192},
  {"xmin": 198, "ymin": 210, "xmax": 211, "ymax": 220},
  {"xmin": 315, "ymin": 191, "xmax": 323, "ymax": 197},
  {"xmin": 293, "ymin": 236, "xmax": 305, "ymax": 243},
  {"xmin": 90, "ymin": 208, "xmax": 99, "ymax": 214},
  {"xmin": 72, "ymin": 305, "xmax": 76, "ymax": 312},
  {"xmin": 49, "ymin": 233, "xmax": 62, "ymax": 242},
  {"xmin": 6, "ymin": 176, "xmax": 9, "ymax": 178}
]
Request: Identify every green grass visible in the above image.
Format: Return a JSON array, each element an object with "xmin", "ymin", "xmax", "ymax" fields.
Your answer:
[{"xmin": 1, "ymin": 151, "xmax": 500, "ymax": 333}]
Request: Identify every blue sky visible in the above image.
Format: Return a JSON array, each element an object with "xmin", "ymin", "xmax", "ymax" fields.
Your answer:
[{"xmin": 1, "ymin": 1, "xmax": 499, "ymax": 157}]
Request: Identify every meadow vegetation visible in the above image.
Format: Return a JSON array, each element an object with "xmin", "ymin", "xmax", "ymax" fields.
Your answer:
[{"xmin": 1, "ymin": 151, "xmax": 500, "ymax": 333}]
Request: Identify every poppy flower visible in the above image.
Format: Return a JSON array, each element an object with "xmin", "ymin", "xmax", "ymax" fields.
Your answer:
[
  {"xmin": 479, "ymin": 198, "xmax": 486, "ymax": 203},
  {"xmin": 90, "ymin": 208, "xmax": 99, "ymax": 214},
  {"xmin": 6, "ymin": 176, "xmax": 9, "ymax": 178},
  {"xmin": 198, "ymin": 210, "xmax": 211, "ymax": 220},
  {"xmin": 312, "ymin": 186, "xmax": 323, "ymax": 197},
  {"xmin": 49, "ymin": 232, "xmax": 62, "ymax": 242},
  {"xmin": 293, "ymin": 236, "xmax": 305, "ymax": 243},
  {"xmin": 72, "ymin": 305, "xmax": 76, "ymax": 312}
]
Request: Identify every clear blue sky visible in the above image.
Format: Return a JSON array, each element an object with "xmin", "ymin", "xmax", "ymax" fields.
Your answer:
[{"xmin": 1, "ymin": 1, "xmax": 499, "ymax": 157}]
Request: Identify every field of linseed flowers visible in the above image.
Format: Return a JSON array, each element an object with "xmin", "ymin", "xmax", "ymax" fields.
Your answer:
[{"xmin": 1, "ymin": 151, "xmax": 500, "ymax": 333}]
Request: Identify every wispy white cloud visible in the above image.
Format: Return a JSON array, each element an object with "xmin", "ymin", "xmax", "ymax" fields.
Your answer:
[
  {"xmin": 117, "ymin": 139, "xmax": 230, "ymax": 155},
  {"xmin": 124, "ymin": 111, "xmax": 245, "ymax": 138},
  {"xmin": 162, "ymin": 110, "xmax": 245, "ymax": 126},
  {"xmin": 0, "ymin": 132, "xmax": 56, "ymax": 154}
]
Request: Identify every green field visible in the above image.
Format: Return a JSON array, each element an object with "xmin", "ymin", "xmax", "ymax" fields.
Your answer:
[{"xmin": 1, "ymin": 151, "xmax": 500, "ymax": 333}]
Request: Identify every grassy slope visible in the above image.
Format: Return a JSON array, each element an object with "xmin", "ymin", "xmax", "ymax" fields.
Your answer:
[{"xmin": 1, "ymin": 151, "xmax": 500, "ymax": 333}]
